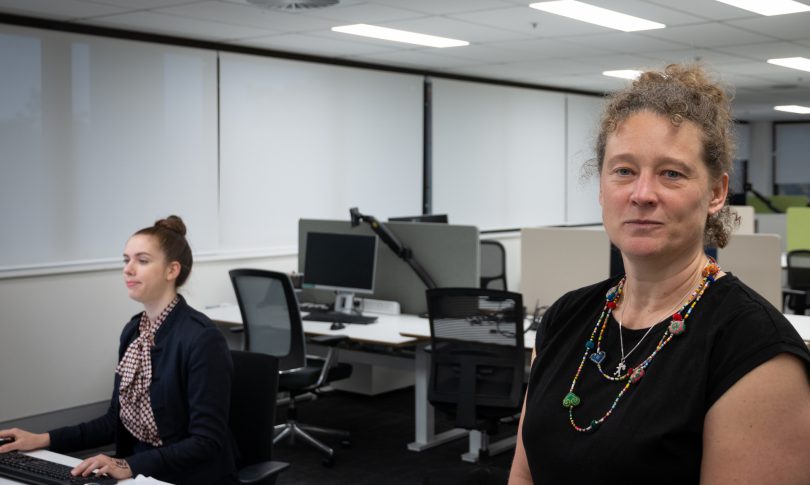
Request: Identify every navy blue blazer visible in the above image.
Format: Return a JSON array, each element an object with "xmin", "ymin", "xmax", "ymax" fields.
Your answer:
[{"xmin": 49, "ymin": 296, "xmax": 238, "ymax": 485}]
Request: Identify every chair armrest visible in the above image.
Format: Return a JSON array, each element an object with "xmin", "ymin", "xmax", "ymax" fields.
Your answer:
[
  {"xmin": 783, "ymin": 288, "xmax": 807, "ymax": 296},
  {"xmin": 309, "ymin": 335, "xmax": 349, "ymax": 346},
  {"xmin": 238, "ymin": 460, "xmax": 290, "ymax": 485},
  {"xmin": 229, "ymin": 327, "xmax": 245, "ymax": 334}
]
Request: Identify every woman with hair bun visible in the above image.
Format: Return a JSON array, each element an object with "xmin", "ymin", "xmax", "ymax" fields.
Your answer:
[
  {"xmin": 0, "ymin": 215, "xmax": 237, "ymax": 484},
  {"xmin": 508, "ymin": 64, "xmax": 810, "ymax": 484}
]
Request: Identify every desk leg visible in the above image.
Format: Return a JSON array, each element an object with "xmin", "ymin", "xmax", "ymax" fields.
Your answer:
[{"xmin": 407, "ymin": 343, "xmax": 467, "ymax": 451}]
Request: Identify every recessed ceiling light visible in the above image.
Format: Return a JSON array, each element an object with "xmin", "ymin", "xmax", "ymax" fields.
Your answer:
[
  {"xmin": 331, "ymin": 24, "xmax": 469, "ymax": 48},
  {"xmin": 767, "ymin": 57, "xmax": 810, "ymax": 72},
  {"xmin": 714, "ymin": 0, "xmax": 810, "ymax": 16},
  {"xmin": 774, "ymin": 105, "xmax": 810, "ymax": 114},
  {"xmin": 528, "ymin": 1, "xmax": 666, "ymax": 32},
  {"xmin": 603, "ymin": 70, "xmax": 642, "ymax": 80}
]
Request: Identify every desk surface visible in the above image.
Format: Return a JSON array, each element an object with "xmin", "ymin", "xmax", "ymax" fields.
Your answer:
[
  {"xmin": 204, "ymin": 304, "xmax": 419, "ymax": 347},
  {"xmin": 204, "ymin": 304, "xmax": 536, "ymax": 350},
  {"xmin": 0, "ymin": 450, "xmax": 169, "ymax": 484},
  {"xmin": 785, "ymin": 313, "xmax": 810, "ymax": 343}
]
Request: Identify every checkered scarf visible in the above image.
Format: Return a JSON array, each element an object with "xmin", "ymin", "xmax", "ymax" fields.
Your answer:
[{"xmin": 116, "ymin": 296, "xmax": 179, "ymax": 446}]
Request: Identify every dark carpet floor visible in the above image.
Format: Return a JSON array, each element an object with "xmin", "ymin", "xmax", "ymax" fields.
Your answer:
[{"xmin": 272, "ymin": 386, "xmax": 515, "ymax": 485}]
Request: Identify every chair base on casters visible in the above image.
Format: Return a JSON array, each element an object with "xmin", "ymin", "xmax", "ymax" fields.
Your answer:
[{"xmin": 274, "ymin": 420, "xmax": 351, "ymax": 466}]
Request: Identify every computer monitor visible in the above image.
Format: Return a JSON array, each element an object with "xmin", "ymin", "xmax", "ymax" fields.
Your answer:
[
  {"xmin": 302, "ymin": 231, "xmax": 378, "ymax": 313},
  {"xmin": 388, "ymin": 214, "xmax": 449, "ymax": 223}
]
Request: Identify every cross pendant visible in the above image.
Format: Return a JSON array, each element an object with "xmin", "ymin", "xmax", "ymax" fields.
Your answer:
[{"xmin": 614, "ymin": 361, "xmax": 626, "ymax": 377}]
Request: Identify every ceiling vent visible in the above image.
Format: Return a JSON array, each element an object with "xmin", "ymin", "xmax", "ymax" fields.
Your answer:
[{"xmin": 245, "ymin": 0, "xmax": 339, "ymax": 10}]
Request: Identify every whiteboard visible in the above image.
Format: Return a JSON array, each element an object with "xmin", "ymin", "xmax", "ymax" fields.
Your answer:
[
  {"xmin": 218, "ymin": 52, "xmax": 424, "ymax": 254},
  {"xmin": 431, "ymin": 78, "xmax": 567, "ymax": 230},
  {"xmin": 0, "ymin": 24, "xmax": 219, "ymax": 273}
]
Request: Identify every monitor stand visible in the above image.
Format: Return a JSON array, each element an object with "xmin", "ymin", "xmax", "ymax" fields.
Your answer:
[{"xmin": 334, "ymin": 291, "xmax": 356, "ymax": 315}]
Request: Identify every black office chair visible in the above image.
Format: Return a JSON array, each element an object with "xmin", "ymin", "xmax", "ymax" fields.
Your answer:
[
  {"xmin": 229, "ymin": 269, "xmax": 353, "ymax": 467},
  {"xmin": 425, "ymin": 287, "xmax": 525, "ymax": 463},
  {"xmin": 229, "ymin": 350, "xmax": 290, "ymax": 485},
  {"xmin": 480, "ymin": 240, "xmax": 507, "ymax": 290},
  {"xmin": 785, "ymin": 250, "xmax": 810, "ymax": 315}
]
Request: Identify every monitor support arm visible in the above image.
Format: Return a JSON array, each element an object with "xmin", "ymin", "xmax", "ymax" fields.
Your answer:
[{"xmin": 350, "ymin": 207, "xmax": 437, "ymax": 289}]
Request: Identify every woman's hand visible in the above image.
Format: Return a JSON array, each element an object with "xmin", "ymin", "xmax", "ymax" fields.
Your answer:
[
  {"xmin": 0, "ymin": 428, "xmax": 50, "ymax": 453},
  {"xmin": 72, "ymin": 454, "xmax": 134, "ymax": 480}
]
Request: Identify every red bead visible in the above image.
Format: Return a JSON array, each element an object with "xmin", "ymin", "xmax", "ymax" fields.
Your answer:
[
  {"xmin": 672, "ymin": 313, "xmax": 683, "ymax": 321},
  {"xmin": 607, "ymin": 301, "xmax": 617, "ymax": 309}
]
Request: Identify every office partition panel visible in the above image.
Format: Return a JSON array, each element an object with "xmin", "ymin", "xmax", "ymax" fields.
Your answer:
[
  {"xmin": 298, "ymin": 219, "xmax": 479, "ymax": 315},
  {"xmin": 0, "ymin": 24, "xmax": 219, "ymax": 274},
  {"xmin": 218, "ymin": 53, "xmax": 423, "ymax": 255}
]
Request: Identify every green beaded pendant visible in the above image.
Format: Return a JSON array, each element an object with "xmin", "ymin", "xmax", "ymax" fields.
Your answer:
[{"xmin": 562, "ymin": 392, "xmax": 581, "ymax": 408}]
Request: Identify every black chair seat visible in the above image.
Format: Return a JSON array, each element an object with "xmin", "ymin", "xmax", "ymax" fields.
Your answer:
[{"xmin": 279, "ymin": 360, "xmax": 352, "ymax": 390}]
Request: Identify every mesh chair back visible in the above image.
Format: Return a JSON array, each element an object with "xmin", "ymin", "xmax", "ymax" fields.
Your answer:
[
  {"xmin": 229, "ymin": 269, "xmax": 306, "ymax": 372},
  {"xmin": 229, "ymin": 350, "xmax": 279, "ymax": 468},
  {"xmin": 788, "ymin": 250, "xmax": 810, "ymax": 291},
  {"xmin": 426, "ymin": 288, "xmax": 524, "ymax": 429},
  {"xmin": 480, "ymin": 240, "xmax": 507, "ymax": 290}
]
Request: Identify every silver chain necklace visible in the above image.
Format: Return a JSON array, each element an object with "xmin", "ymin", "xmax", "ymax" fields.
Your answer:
[{"xmin": 614, "ymin": 273, "xmax": 702, "ymax": 377}]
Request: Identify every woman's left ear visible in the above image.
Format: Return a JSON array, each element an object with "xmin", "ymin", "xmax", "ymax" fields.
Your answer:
[
  {"xmin": 708, "ymin": 173, "xmax": 729, "ymax": 215},
  {"xmin": 166, "ymin": 261, "xmax": 181, "ymax": 282}
]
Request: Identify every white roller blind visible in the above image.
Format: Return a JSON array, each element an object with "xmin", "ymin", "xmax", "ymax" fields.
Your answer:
[
  {"xmin": 431, "ymin": 78, "xmax": 567, "ymax": 230},
  {"xmin": 565, "ymin": 94, "xmax": 602, "ymax": 225},
  {"xmin": 775, "ymin": 122, "xmax": 810, "ymax": 184},
  {"xmin": 0, "ymin": 25, "xmax": 219, "ymax": 273},
  {"xmin": 218, "ymin": 52, "xmax": 424, "ymax": 253}
]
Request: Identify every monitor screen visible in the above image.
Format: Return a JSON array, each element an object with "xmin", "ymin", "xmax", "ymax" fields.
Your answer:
[
  {"xmin": 302, "ymin": 232, "xmax": 378, "ymax": 294},
  {"xmin": 388, "ymin": 214, "xmax": 448, "ymax": 223}
]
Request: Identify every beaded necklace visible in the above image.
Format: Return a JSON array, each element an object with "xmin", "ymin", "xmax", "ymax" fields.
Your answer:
[{"xmin": 562, "ymin": 258, "xmax": 720, "ymax": 433}]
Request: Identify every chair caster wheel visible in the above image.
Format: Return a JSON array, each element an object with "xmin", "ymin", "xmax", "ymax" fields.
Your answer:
[
  {"xmin": 322, "ymin": 456, "xmax": 335, "ymax": 467},
  {"xmin": 340, "ymin": 440, "xmax": 352, "ymax": 449}
]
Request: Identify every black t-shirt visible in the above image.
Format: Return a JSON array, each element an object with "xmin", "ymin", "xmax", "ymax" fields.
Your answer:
[{"xmin": 522, "ymin": 273, "xmax": 810, "ymax": 484}]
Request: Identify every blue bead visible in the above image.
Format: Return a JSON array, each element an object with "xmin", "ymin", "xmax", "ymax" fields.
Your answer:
[{"xmin": 585, "ymin": 340, "xmax": 595, "ymax": 350}]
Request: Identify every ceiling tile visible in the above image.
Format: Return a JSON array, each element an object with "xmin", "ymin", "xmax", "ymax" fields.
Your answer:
[
  {"xmin": 371, "ymin": 0, "xmax": 515, "ymax": 16},
  {"xmin": 381, "ymin": 15, "xmax": 531, "ymax": 43},
  {"xmin": 157, "ymin": 1, "xmax": 336, "ymax": 32},
  {"xmin": 727, "ymin": 12, "xmax": 810, "ymax": 41},
  {"xmin": 488, "ymin": 37, "xmax": 612, "ymax": 59},
  {"xmin": 638, "ymin": 47, "xmax": 751, "ymax": 66},
  {"xmin": 302, "ymin": 2, "xmax": 431, "ymax": 23},
  {"xmin": 229, "ymin": 31, "xmax": 392, "ymax": 57},
  {"xmin": 564, "ymin": 31, "xmax": 691, "ymax": 54},
  {"xmin": 87, "ymin": 10, "xmax": 275, "ymax": 40},
  {"xmin": 714, "ymin": 42, "xmax": 810, "ymax": 62},
  {"xmin": 450, "ymin": 6, "xmax": 611, "ymax": 37},
  {"xmin": 646, "ymin": 0, "xmax": 761, "ymax": 21},
  {"xmin": 86, "ymin": 0, "xmax": 197, "ymax": 9},
  {"xmin": 0, "ymin": 0, "xmax": 126, "ymax": 19},
  {"xmin": 642, "ymin": 23, "xmax": 774, "ymax": 48},
  {"xmin": 582, "ymin": 0, "xmax": 706, "ymax": 26}
]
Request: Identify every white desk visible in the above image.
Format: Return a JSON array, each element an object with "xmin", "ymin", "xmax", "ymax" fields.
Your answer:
[
  {"xmin": 786, "ymin": 314, "xmax": 810, "ymax": 344},
  {"xmin": 0, "ymin": 450, "xmax": 169, "ymax": 484},
  {"xmin": 203, "ymin": 305, "xmax": 469, "ymax": 453}
]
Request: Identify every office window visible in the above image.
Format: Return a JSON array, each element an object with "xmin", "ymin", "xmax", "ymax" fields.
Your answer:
[
  {"xmin": 218, "ymin": 52, "xmax": 423, "ymax": 254},
  {"xmin": 0, "ymin": 24, "xmax": 218, "ymax": 273},
  {"xmin": 775, "ymin": 122, "xmax": 810, "ymax": 196},
  {"xmin": 431, "ymin": 78, "xmax": 567, "ymax": 230}
]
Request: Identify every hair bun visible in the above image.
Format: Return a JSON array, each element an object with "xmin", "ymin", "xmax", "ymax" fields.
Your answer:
[{"xmin": 155, "ymin": 215, "xmax": 187, "ymax": 236}]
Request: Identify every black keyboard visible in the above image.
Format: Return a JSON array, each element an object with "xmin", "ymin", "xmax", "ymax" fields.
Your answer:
[
  {"xmin": 302, "ymin": 311, "xmax": 377, "ymax": 324},
  {"xmin": 0, "ymin": 451, "xmax": 118, "ymax": 485}
]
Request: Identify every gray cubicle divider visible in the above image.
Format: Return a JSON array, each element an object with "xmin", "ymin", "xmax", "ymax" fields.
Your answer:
[
  {"xmin": 298, "ymin": 219, "xmax": 480, "ymax": 315},
  {"xmin": 521, "ymin": 226, "xmax": 611, "ymax": 309},
  {"xmin": 717, "ymin": 233, "xmax": 782, "ymax": 309}
]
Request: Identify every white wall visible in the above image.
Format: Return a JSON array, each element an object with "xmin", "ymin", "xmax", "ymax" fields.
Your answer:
[{"xmin": 0, "ymin": 254, "xmax": 295, "ymax": 423}]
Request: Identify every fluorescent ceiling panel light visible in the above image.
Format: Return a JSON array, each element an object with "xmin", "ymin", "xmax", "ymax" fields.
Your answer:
[
  {"xmin": 767, "ymin": 57, "xmax": 810, "ymax": 72},
  {"xmin": 603, "ymin": 69, "xmax": 642, "ymax": 80},
  {"xmin": 331, "ymin": 24, "xmax": 468, "ymax": 48},
  {"xmin": 774, "ymin": 105, "xmax": 810, "ymax": 114},
  {"xmin": 529, "ymin": 1, "xmax": 666, "ymax": 32},
  {"xmin": 714, "ymin": 0, "xmax": 810, "ymax": 16}
]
